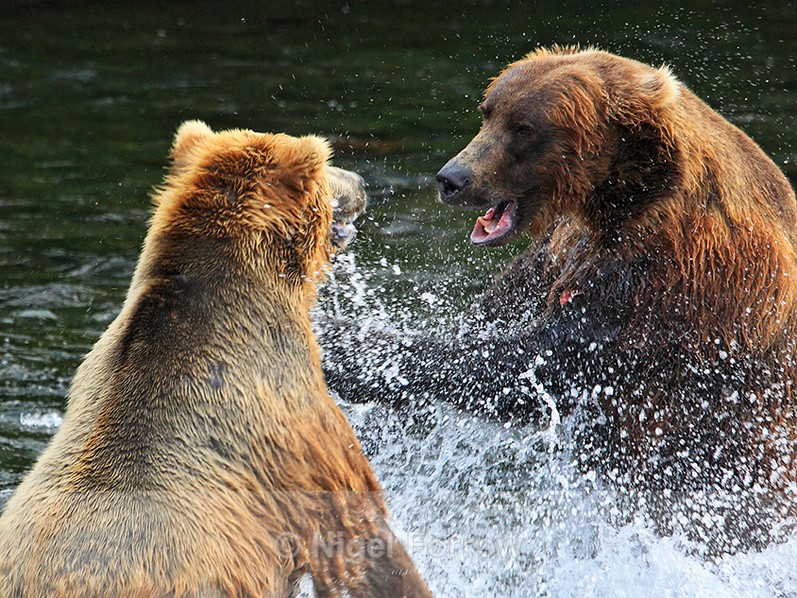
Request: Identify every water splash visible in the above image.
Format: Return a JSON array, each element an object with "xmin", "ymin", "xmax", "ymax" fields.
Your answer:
[
  {"xmin": 316, "ymin": 256, "xmax": 797, "ymax": 597},
  {"xmin": 19, "ymin": 409, "xmax": 64, "ymax": 431}
]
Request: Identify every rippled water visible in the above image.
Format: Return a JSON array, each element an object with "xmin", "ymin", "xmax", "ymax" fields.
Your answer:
[{"xmin": 2, "ymin": 1, "xmax": 797, "ymax": 595}]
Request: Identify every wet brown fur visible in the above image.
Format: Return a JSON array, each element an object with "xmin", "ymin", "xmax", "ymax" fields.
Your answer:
[
  {"xmin": 468, "ymin": 48, "xmax": 797, "ymax": 346},
  {"xmin": 0, "ymin": 121, "xmax": 430, "ymax": 596},
  {"xmin": 434, "ymin": 48, "xmax": 797, "ymax": 550}
]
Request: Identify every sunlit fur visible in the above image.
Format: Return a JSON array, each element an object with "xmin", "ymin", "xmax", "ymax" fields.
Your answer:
[{"xmin": 0, "ymin": 121, "xmax": 430, "ymax": 596}]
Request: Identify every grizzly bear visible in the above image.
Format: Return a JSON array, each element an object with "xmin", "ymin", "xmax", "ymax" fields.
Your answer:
[
  {"xmin": 0, "ymin": 121, "xmax": 431, "ymax": 596},
  {"xmin": 322, "ymin": 47, "xmax": 797, "ymax": 553}
]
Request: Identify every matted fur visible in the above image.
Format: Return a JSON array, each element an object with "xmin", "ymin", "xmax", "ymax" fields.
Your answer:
[
  {"xmin": 0, "ymin": 122, "xmax": 431, "ymax": 596},
  {"xmin": 449, "ymin": 48, "xmax": 797, "ymax": 550},
  {"xmin": 324, "ymin": 48, "xmax": 797, "ymax": 554}
]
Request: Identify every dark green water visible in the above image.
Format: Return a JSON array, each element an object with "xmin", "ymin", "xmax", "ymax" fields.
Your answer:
[{"xmin": 2, "ymin": 1, "xmax": 797, "ymax": 593}]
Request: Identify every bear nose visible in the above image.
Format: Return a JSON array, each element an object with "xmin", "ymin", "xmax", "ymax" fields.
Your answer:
[{"xmin": 436, "ymin": 163, "xmax": 472, "ymax": 202}]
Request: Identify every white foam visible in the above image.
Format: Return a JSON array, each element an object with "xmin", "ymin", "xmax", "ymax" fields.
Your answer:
[
  {"xmin": 318, "ymin": 258, "xmax": 797, "ymax": 597},
  {"xmin": 339, "ymin": 401, "xmax": 797, "ymax": 597},
  {"xmin": 19, "ymin": 409, "xmax": 64, "ymax": 431}
]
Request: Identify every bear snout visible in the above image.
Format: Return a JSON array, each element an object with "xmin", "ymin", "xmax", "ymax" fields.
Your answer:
[{"xmin": 436, "ymin": 161, "xmax": 473, "ymax": 204}]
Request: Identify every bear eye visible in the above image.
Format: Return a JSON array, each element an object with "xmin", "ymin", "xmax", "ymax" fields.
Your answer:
[{"xmin": 513, "ymin": 123, "xmax": 533, "ymax": 136}]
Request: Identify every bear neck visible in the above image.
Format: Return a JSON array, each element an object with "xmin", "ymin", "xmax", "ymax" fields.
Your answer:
[{"xmin": 131, "ymin": 230, "xmax": 326, "ymax": 389}]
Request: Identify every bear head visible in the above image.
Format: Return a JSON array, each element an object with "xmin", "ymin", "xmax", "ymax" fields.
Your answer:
[
  {"xmin": 148, "ymin": 121, "xmax": 364, "ymax": 287},
  {"xmin": 436, "ymin": 47, "xmax": 681, "ymax": 245}
]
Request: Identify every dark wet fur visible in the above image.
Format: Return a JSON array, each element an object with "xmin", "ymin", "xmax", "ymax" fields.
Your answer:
[{"xmin": 319, "ymin": 48, "xmax": 797, "ymax": 556}]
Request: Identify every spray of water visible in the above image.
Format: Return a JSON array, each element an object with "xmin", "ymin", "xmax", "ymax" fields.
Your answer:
[{"xmin": 314, "ymin": 254, "xmax": 797, "ymax": 597}]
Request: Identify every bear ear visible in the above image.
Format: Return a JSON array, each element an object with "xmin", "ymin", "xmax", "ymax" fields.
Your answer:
[
  {"xmin": 640, "ymin": 65, "xmax": 680, "ymax": 109},
  {"xmin": 170, "ymin": 120, "xmax": 214, "ymax": 172},
  {"xmin": 612, "ymin": 65, "xmax": 680, "ymax": 126}
]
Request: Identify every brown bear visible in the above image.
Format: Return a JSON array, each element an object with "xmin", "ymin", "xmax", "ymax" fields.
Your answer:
[
  {"xmin": 322, "ymin": 47, "xmax": 797, "ymax": 554},
  {"xmin": 0, "ymin": 120, "xmax": 431, "ymax": 597}
]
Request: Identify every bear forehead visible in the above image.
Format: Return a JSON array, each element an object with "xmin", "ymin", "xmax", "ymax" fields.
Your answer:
[
  {"xmin": 482, "ymin": 60, "xmax": 592, "ymax": 117},
  {"xmin": 483, "ymin": 50, "xmax": 663, "ymax": 115}
]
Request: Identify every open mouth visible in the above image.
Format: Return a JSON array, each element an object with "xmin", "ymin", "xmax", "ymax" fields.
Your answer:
[
  {"xmin": 331, "ymin": 221, "xmax": 357, "ymax": 249},
  {"xmin": 470, "ymin": 199, "xmax": 518, "ymax": 245}
]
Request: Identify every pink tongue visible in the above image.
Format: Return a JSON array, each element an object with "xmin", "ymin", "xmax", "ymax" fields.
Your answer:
[{"xmin": 470, "ymin": 204, "xmax": 514, "ymax": 244}]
